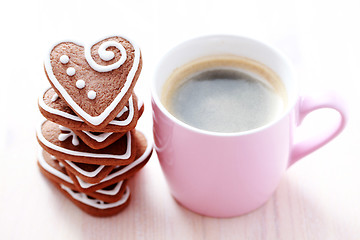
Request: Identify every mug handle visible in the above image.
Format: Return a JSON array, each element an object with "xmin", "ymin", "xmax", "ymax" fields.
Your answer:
[{"xmin": 289, "ymin": 92, "xmax": 348, "ymax": 167}]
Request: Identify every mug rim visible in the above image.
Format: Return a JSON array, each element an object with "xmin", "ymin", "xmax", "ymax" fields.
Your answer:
[{"xmin": 151, "ymin": 34, "xmax": 298, "ymax": 137}]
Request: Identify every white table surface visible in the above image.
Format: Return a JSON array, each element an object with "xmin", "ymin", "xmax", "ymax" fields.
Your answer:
[{"xmin": 1, "ymin": 0, "xmax": 359, "ymax": 239}]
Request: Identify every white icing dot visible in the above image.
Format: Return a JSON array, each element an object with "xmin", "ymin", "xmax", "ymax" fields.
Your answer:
[
  {"xmin": 66, "ymin": 67, "xmax": 76, "ymax": 76},
  {"xmin": 60, "ymin": 55, "xmax": 69, "ymax": 64},
  {"xmin": 100, "ymin": 50, "xmax": 115, "ymax": 61},
  {"xmin": 76, "ymin": 80, "xmax": 85, "ymax": 89},
  {"xmin": 88, "ymin": 90, "xmax": 96, "ymax": 100}
]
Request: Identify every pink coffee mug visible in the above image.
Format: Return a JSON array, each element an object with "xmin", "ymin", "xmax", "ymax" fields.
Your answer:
[{"xmin": 151, "ymin": 35, "xmax": 348, "ymax": 217}]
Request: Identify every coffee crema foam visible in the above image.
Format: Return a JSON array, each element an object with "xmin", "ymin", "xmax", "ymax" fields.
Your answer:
[{"xmin": 161, "ymin": 55, "xmax": 287, "ymax": 133}]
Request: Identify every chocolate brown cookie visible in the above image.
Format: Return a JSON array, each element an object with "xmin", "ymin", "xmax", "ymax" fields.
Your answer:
[
  {"xmin": 38, "ymin": 149, "xmax": 128, "ymax": 203},
  {"xmin": 44, "ymin": 36, "xmax": 142, "ymax": 130},
  {"xmin": 37, "ymin": 120, "xmax": 137, "ymax": 165},
  {"xmin": 66, "ymin": 130, "xmax": 152, "ymax": 193},
  {"xmin": 57, "ymin": 159, "xmax": 115, "ymax": 184},
  {"xmin": 39, "ymin": 88, "xmax": 144, "ymax": 132}
]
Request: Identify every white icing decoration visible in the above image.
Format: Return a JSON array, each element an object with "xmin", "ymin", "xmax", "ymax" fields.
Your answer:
[
  {"xmin": 65, "ymin": 160, "xmax": 105, "ymax": 178},
  {"xmin": 38, "ymin": 150, "xmax": 125, "ymax": 199},
  {"xmin": 116, "ymin": 106, "xmax": 128, "ymax": 118},
  {"xmin": 60, "ymin": 55, "xmax": 69, "ymax": 64},
  {"xmin": 58, "ymin": 161, "xmax": 65, "ymax": 168},
  {"xmin": 37, "ymin": 120, "xmax": 132, "ymax": 160},
  {"xmin": 82, "ymin": 131, "xmax": 113, "ymax": 143},
  {"xmin": 58, "ymin": 125, "xmax": 80, "ymax": 146},
  {"xmin": 74, "ymin": 132, "xmax": 152, "ymax": 189},
  {"xmin": 76, "ymin": 80, "xmax": 85, "ymax": 89},
  {"xmin": 95, "ymin": 181, "xmax": 122, "ymax": 195},
  {"xmin": 60, "ymin": 184, "xmax": 130, "ymax": 209},
  {"xmin": 88, "ymin": 40, "xmax": 127, "ymax": 70},
  {"xmin": 39, "ymin": 89, "xmax": 135, "ymax": 126},
  {"xmin": 87, "ymin": 90, "xmax": 96, "ymax": 100},
  {"xmin": 51, "ymin": 93, "xmax": 58, "ymax": 102},
  {"xmin": 66, "ymin": 67, "xmax": 76, "ymax": 76},
  {"xmin": 44, "ymin": 36, "xmax": 140, "ymax": 126},
  {"xmin": 37, "ymin": 150, "xmax": 74, "ymax": 184}
]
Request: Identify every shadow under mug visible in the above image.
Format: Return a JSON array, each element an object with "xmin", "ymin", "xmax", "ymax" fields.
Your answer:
[{"xmin": 151, "ymin": 35, "xmax": 348, "ymax": 218}]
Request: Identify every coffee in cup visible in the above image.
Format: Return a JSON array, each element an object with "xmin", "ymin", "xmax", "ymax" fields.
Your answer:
[{"xmin": 161, "ymin": 55, "xmax": 287, "ymax": 133}]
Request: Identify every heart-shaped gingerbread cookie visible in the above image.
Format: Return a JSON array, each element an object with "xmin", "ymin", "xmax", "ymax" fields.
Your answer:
[{"xmin": 44, "ymin": 36, "xmax": 142, "ymax": 129}]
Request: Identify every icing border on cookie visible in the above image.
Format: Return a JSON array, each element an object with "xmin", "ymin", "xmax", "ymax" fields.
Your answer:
[
  {"xmin": 37, "ymin": 120, "xmax": 132, "ymax": 160},
  {"xmin": 39, "ymin": 88, "xmax": 136, "ymax": 127},
  {"xmin": 116, "ymin": 106, "xmax": 128, "ymax": 118},
  {"xmin": 38, "ymin": 150, "xmax": 74, "ymax": 184},
  {"xmin": 44, "ymin": 36, "xmax": 140, "ymax": 126},
  {"xmin": 60, "ymin": 184, "xmax": 130, "ymax": 209},
  {"xmin": 65, "ymin": 160, "xmax": 105, "ymax": 178},
  {"xmin": 74, "ymin": 131, "xmax": 153, "ymax": 188},
  {"xmin": 81, "ymin": 131, "xmax": 114, "ymax": 143},
  {"xmin": 38, "ymin": 150, "xmax": 124, "ymax": 197},
  {"xmin": 95, "ymin": 181, "xmax": 123, "ymax": 195}
]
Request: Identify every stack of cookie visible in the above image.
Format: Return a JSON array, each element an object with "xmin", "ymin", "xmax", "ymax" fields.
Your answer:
[{"xmin": 36, "ymin": 36, "xmax": 152, "ymax": 217}]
